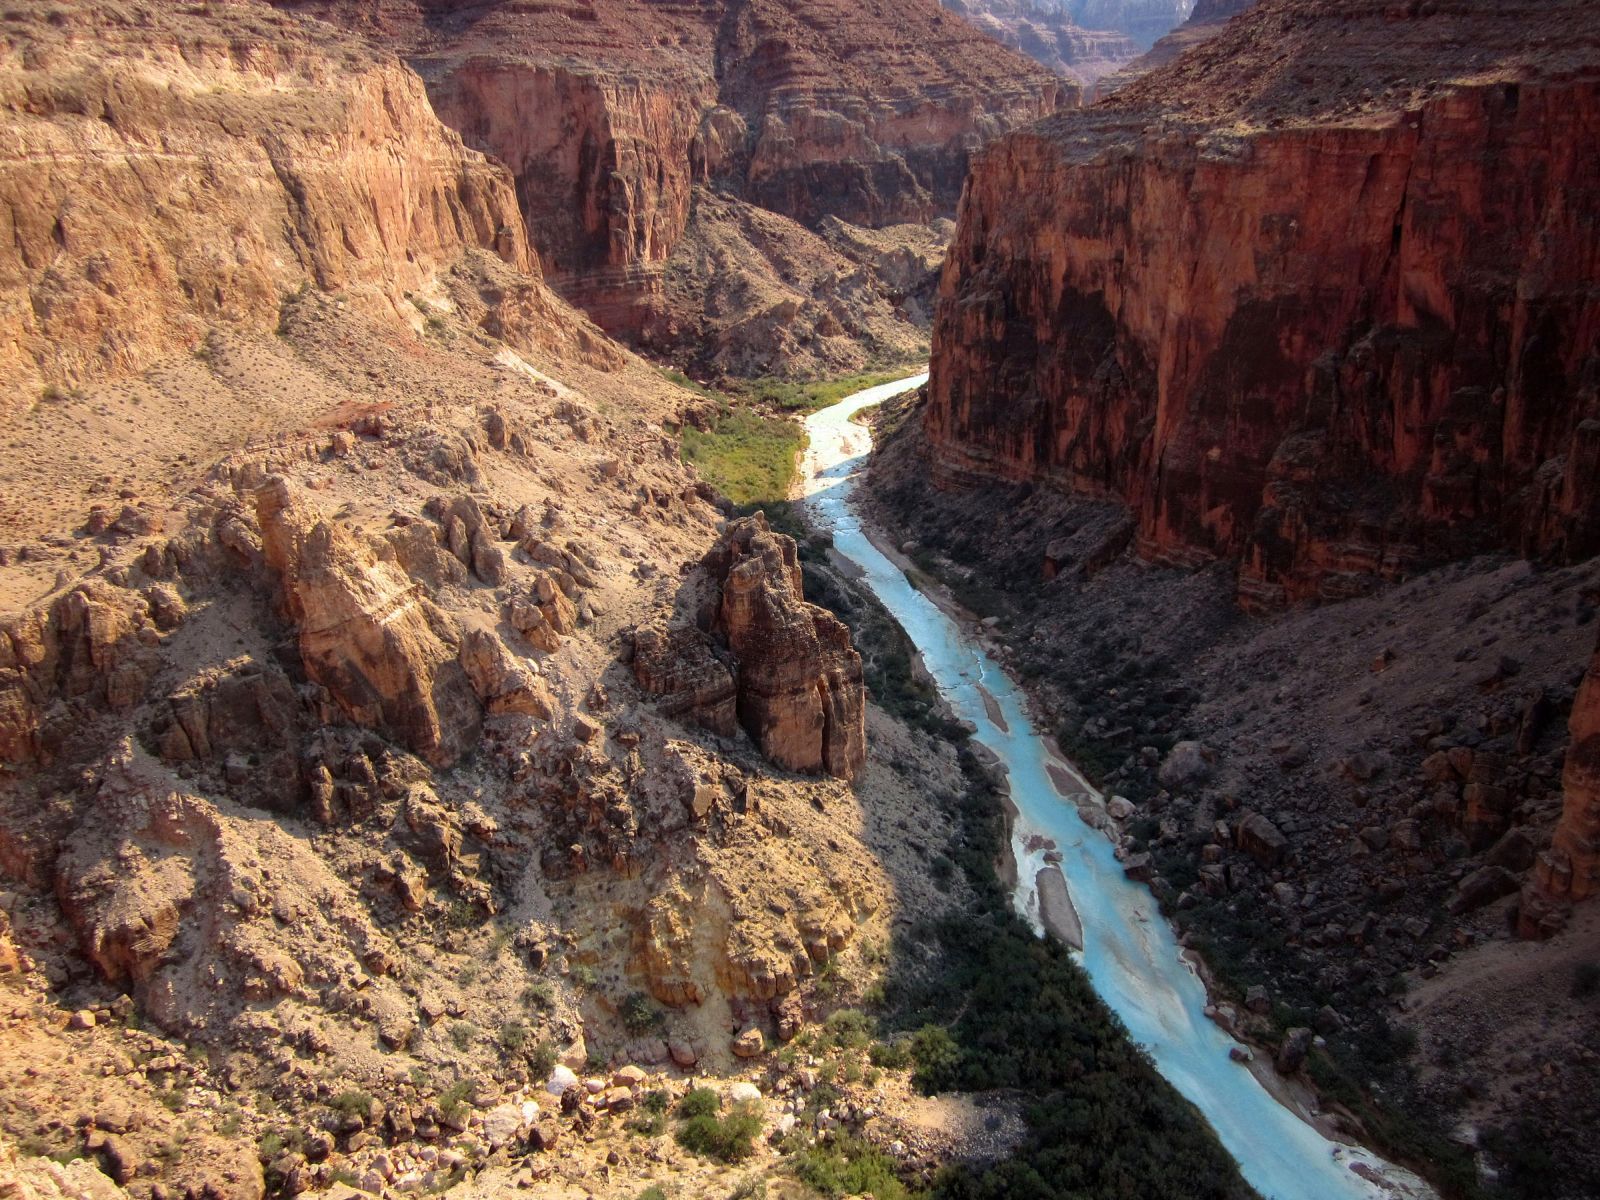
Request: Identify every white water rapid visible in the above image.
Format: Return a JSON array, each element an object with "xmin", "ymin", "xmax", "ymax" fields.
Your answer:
[{"xmin": 798, "ymin": 372, "xmax": 1437, "ymax": 1200}]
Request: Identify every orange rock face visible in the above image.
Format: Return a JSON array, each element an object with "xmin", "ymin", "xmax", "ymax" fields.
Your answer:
[
  {"xmin": 256, "ymin": 477, "xmax": 483, "ymax": 768},
  {"xmin": 0, "ymin": 2, "xmax": 532, "ymax": 404},
  {"xmin": 926, "ymin": 0, "xmax": 1600, "ymax": 610},
  {"xmin": 706, "ymin": 516, "xmax": 867, "ymax": 781}
]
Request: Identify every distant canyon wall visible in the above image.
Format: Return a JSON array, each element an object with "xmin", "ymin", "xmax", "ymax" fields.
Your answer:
[{"xmin": 283, "ymin": 0, "xmax": 1066, "ymax": 341}]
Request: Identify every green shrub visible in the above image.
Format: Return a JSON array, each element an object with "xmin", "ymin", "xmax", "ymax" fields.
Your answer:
[
  {"xmin": 448, "ymin": 1021, "xmax": 476, "ymax": 1051},
  {"xmin": 498, "ymin": 1020, "xmax": 528, "ymax": 1052},
  {"xmin": 438, "ymin": 1079, "xmax": 476, "ymax": 1123},
  {"xmin": 675, "ymin": 1102, "xmax": 763, "ymax": 1164},
  {"xmin": 521, "ymin": 981, "xmax": 557, "ymax": 1011},
  {"xmin": 328, "ymin": 1091, "xmax": 372, "ymax": 1119},
  {"xmin": 528, "ymin": 1040, "xmax": 558, "ymax": 1079},
  {"xmin": 677, "ymin": 1087, "xmax": 721, "ymax": 1119},
  {"xmin": 791, "ymin": 1133, "xmax": 911, "ymax": 1200},
  {"xmin": 627, "ymin": 1089, "xmax": 673, "ymax": 1138},
  {"xmin": 620, "ymin": 991, "xmax": 665, "ymax": 1036}
]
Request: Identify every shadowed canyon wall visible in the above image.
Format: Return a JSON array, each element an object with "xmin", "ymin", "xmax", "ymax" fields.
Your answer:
[{"xmin": 927, "ymin": 0, "xmax": 1600, "ymax": 613}]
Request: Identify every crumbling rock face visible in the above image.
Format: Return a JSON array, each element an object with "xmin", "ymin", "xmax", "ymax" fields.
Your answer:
[
  {"xmin": 1523, "ymin": 632, "xmax": 1600, "ymax": 935},
  {"xmin": 631, "ymin": 625, "xmax": 739, "ymax": 737},
  {"xmin": 0, "ymin": 2, "xmax": 532, "ymax": 403},
  {"xmin": 630, "ymin": 515, "xmax": 867, "ymax": 778},
  {"xmin": 927, "ymin": 0, "xmax": 1600, "ymax": 610},
  {"xmin": 705, "ymin": 516, "xmax": 867, "ymax": 781},
  {"xmin": 0, "ymin": 580, "xmax": 165, "ymax": 765},
  {"xmin": 255, "ymin": 476, "xmax": 483, "ymax": 767}
]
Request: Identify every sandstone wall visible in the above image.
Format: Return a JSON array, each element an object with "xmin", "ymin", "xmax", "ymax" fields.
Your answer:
[
  {"xmin": 0, "ymin": 3, "xmax": 532, "ymax": 407},
  {"xmin": 927, "ymin": 9, "xmax": 1600, "ymax": 608}
]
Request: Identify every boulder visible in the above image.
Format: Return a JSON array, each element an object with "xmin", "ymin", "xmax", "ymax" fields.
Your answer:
[
  {"xmin": 1276, "ymin": 1027, "xmax": 1314, "ymax": 1074},
  {"xmin": 1235, "ymin": 812, "xmax": 1287, "ymax": 867},
  {"xmin": 1449, "ymin": 865, "xmax": 1521, "ymax": 915},
  {"xmin": 731, "ymin": 1026, "xmax": 765, "ymax": 1058},
  {"xmin": 1158, "ymin": 741, "xmax": 1210, "ymax": 790}
]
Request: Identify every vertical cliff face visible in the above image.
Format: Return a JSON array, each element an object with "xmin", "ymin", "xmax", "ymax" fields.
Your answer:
[
  {"xmin": 0, "ymin": 2, "xmax": 533, "ymax": 405},
  {"xmin": 927, "ymin": 0, "xmax": 1600, "ymax": 610},
  {"xmin": 704, "ymin": 515, "xmax": 867, "ymax": 781},
  {"xmin": 280, "ymin": 0, "xmax": 1065, "ymax": 347}
]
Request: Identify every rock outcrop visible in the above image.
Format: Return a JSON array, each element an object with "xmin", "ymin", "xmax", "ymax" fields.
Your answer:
[
  {"xmin": 927, "ymin": 0, "xmax": 1600, "ymax": 610},
  {"xmin": 1523, "ymin": 632, "xmax": 1600, "ymax": 934},
  {"xmin": 0, "ymin": 1, "xmax": 531, "ymax": 404},
  {"xmin": 1093, "ymin": 0, "xmax": 1254, "ymax": 98},
  {"xmin": 281, "ymin": 0, "xmax": 1065, "ymax": 347},
  {"xmin": 256, "ymin": 477, "xmax": 483, "ymax": 767},
  {"xmin": 705, "ymin": 516, "xmax": 867, "ymax": 781}
]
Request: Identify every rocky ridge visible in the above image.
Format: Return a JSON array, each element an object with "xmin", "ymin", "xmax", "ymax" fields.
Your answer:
[
  {"xmin": 0, "ymin": 3, "xmax": 975, "ymax": 1196},
  {"xmin": 942, "ymin": 0, "xmax": 1143, "ymax": 86},
  {"xmin": 1092, "ymin": 0, "xmax": 1254, "ymax": 98}
]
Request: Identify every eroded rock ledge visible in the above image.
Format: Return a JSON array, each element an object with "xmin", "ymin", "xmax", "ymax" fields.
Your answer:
[{"xmin": 634, "ymin": 515, "xmax": 867, "ymax": 781}]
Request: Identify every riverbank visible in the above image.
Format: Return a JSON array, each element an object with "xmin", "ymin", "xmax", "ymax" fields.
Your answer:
[{"xmin": 799, "ymin": 375, "xmax": 1437, "ymax": 1200}]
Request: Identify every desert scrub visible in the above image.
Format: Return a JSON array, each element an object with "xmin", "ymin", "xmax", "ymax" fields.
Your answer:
[
  {"xmin": 620, "ymin": 991, "xmax": 665, "ymax": 1036},
  {"xmin": 626, "ymin": 1089, "xmax": 672, "ymax": 1138},
  {"xmin": 790, "ymin": 1132, "xmax": 912, "ymax": 1200},
  {"xmin": 675, "ymin": 1100, "xmax": 763, "ymax": 1165},
  {"xmin": 733, "ymin": 367, "xmax": 922, "ymax": 415}
]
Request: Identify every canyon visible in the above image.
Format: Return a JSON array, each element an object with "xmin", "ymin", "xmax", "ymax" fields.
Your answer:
[
  {"xmin": 871, "ymin": 0, "xmax": 1600, "ymax": 1195},
  {"xmin": 3, "ymin": 0, "xmax": 1599, "ymax": 1197},
  {"xmin": 276, "ymin": 0, "xmax": 1068, "ymax": 376}
]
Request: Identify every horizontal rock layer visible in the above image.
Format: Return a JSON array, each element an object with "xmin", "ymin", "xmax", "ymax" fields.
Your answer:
[
  {"xmin": 283, "ymin": 0, "xmax": 1066, "ymax": 340},
  {"xmin": 0, "ymin": 2, "xmax": 531, "ymax": 405}
]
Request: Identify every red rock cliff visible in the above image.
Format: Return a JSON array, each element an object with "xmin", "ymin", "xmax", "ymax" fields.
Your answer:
[
  {"xmin": 1523, "ymin": 631, "xmax": 1600, "ymax": 935},
  {"xmin": 927, "ymin": 0, "xmax": 1600, "ymax": 609},
  {"xmin": 281, "ymin": 0, "xmax": 1066, "ymax": 334}
]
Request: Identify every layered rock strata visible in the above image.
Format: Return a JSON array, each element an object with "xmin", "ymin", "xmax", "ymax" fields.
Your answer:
[
  {"xmin": 0, "ymin": 1, "xmax": 531, "ymax": 404},
  {"xmin": 927, "ymin": 0, "xmax": 1600, "ymax": 610},
  {"xmin": 279, "ymin": 0, "xmax": 1066, "ymax": 345},
  {"xmin": 705, "ymin": 516, "xmax": 867, "ymax": 781},
  {"xmin": 945, "ymin": 0, "xmax": 1143, "ymax": 85},
  {"xmin": 634, "ymin": 515, "xmax": 868, "ymax": 780},
  {"xmin": 1093, "ymin": 0, "xmax": 1253, "ymax": 98}
]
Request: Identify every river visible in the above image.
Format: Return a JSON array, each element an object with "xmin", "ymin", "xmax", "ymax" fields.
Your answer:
[{"xmin": 798, "ymin": 372, "xmax": 1436, "ymax": 1200}]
